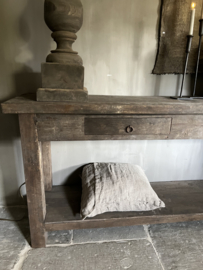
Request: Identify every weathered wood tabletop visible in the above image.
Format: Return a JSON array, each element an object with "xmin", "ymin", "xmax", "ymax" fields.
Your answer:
[
  {"xmin": 2, "ymin": 94, "xmax": 203, "ymax": 248},
  {"xmin": 2, "ymin": 93, "xmax": 203, "ymax": 115}
]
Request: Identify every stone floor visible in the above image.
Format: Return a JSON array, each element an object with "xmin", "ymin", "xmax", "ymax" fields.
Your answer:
[{"xmin": 1, "ymin": 207, "xmax": 203, "ymax": 270}]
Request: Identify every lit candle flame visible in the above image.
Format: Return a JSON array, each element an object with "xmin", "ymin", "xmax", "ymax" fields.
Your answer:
[{"xmin": 191, "ymin": 2, "xmax": 196, "ymax": 9}]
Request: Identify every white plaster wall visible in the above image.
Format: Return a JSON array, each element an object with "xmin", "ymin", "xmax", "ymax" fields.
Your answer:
[{"xmin": 0, "ymin": 0, "xmax": 203, "ymax": 205}]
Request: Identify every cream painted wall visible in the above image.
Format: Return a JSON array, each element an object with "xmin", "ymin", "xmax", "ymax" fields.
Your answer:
[{"xmin": 0, "ymin": 0, "xmax": 203, "ymax": 205}]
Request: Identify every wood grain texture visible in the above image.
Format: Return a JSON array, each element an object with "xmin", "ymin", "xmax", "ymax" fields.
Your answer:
[
  {"xmin": 44, "ymin": 0, "xmax": 83, "ymax": 33},
  {"xmin": 3, "ymin": 94, "xmax": 203, "ymax": 115},
  {"xmin": 37, "ymin": 88, "xmax": 88, "ymax": 102},
  {"xmin": 85, "ymin": 117, "xmax": 172, "ymax": 135},
  {"xmin": 44, "ymin": 0, "xmax": 83, "ymax": 64},
  {"xmin": 41, "ymin": 63, "xmax": 84, "ymax": 90},
  {"xmin": 36, "ymin": 114, "xmax": 203, "ymax": 141},
  {"xmin": 170, "ymin": 115, "xmax": 203, "ymax": 139},
  {"xmin": 153, "ymin": 0, "xmax": 203, "ymax": 74},
  {"xmin": 37, "ymin": 114, "xmax": 84, "ymax": 141},
  {"xmin": 41, "ymin": 142, "xmax": 52, "ymax": 191},
  {"xmin": 19, "ymin": 114, "xmax": 46, "ymax": 248},
  {"xmin": 45, "ymin": 180, "xmax": 203, "ymax": 231}
]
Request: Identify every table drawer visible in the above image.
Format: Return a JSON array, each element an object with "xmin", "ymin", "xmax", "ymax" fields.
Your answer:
[
  {"xmin": 37, "ymin": 115, "xmax": 203, "ymax": 141},
  {"xmin": 85, "ymin": 117, "xmax": 172, "ymax": 135}
]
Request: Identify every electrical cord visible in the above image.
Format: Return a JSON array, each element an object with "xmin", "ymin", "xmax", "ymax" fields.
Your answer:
[
  {"xmin": 18, "ymin": 182, "xmax": 26, "ymax": 201},
  {"xmin": 0, "ymin": 182, "xmax": 27, "ymax": 222}
]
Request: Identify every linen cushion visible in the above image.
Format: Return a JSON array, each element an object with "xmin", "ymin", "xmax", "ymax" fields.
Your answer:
[{"xmin": 81, "ymin": 163, "xmax": 165, "ymax": 219}]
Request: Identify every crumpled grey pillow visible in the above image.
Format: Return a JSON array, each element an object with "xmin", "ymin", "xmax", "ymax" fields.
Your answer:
[{"xmin": 81, "ymin": 163, "xmax": 165, "ymax": 219}]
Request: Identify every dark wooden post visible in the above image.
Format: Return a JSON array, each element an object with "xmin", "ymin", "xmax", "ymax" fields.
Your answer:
[
  {"xmin": 19, "ymin": 114, "xmax": 46, "ymax": 248},
  {"xmin": 41, "ymin": 141, "xmax": 53, "ymax": 191},
  {"xmin": 37, "ymin": 0, "xmax": 88, "ymax": 102}
]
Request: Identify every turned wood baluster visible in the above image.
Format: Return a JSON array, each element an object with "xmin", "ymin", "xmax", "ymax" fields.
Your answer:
[
  {"xmin": 44, "ymin": 0, "xmax": 83, "ymax": 65},
  {"xmin": 37, "ymin": 0, "xmax": 88, "ymax": 102}
]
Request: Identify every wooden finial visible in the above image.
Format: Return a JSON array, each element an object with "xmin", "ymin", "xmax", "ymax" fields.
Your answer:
[
  {"xmin": 44, "ymin": 0, "xmax": 83, "ymax": 65},
  {"xmin": 37, "ymin": 0, "xmax": 88, "ymax": 102}
]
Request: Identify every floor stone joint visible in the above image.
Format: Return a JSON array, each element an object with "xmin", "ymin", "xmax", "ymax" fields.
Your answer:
[
  {"xmin": 143, "ymin": 225, "xmax": 165, "ymax": 270},
  {"xmin": 12, "ymin": 244, "xmax": 31, "ymax": 270},
  {"xmin": 70, "ymin": 230, "xmax": 73, "ymax": 244}
]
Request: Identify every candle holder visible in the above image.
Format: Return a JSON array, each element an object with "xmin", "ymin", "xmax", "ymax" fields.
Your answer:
[
  {"xmin": 191, "ymin": 18, "xmax": 203, "ymax": 99},
  {"xmin": 170, "ymin": 35, "xmax": 193, "ymax": 100}
]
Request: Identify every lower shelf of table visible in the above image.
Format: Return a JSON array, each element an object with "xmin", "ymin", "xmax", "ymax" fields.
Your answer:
[{"xmin": 45, "ymin": 180, "xmax": 203, "ymax": 231}]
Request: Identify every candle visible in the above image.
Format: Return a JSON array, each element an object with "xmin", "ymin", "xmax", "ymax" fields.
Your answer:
[{"xmin": 189, "ymin": 2, "xmax": 196, "ymax": 35}]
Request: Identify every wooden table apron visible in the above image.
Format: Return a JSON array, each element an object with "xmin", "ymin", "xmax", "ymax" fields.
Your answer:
[{"xmin": 2, "ymin": 94, "xmax": 203, "ymax": 248}]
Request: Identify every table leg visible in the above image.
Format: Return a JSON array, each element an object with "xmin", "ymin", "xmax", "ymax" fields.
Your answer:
[
  {"xmin": 19, "ymin": 114, "xmax": 46, "ymax": 248},
  {"xmin": 41, "ymin": 142, "xmax": 52, "ymax": 191}
]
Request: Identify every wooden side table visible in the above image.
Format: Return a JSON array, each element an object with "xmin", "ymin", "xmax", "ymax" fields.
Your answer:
[{"xmin": 2, "ymin": 94, "xmax": 203, "ymax": 248}]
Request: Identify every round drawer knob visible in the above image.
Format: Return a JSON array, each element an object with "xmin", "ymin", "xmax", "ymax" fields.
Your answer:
[{"xmin": 126, "ymin": 125, "xmax": 134, "ymax": 133}]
